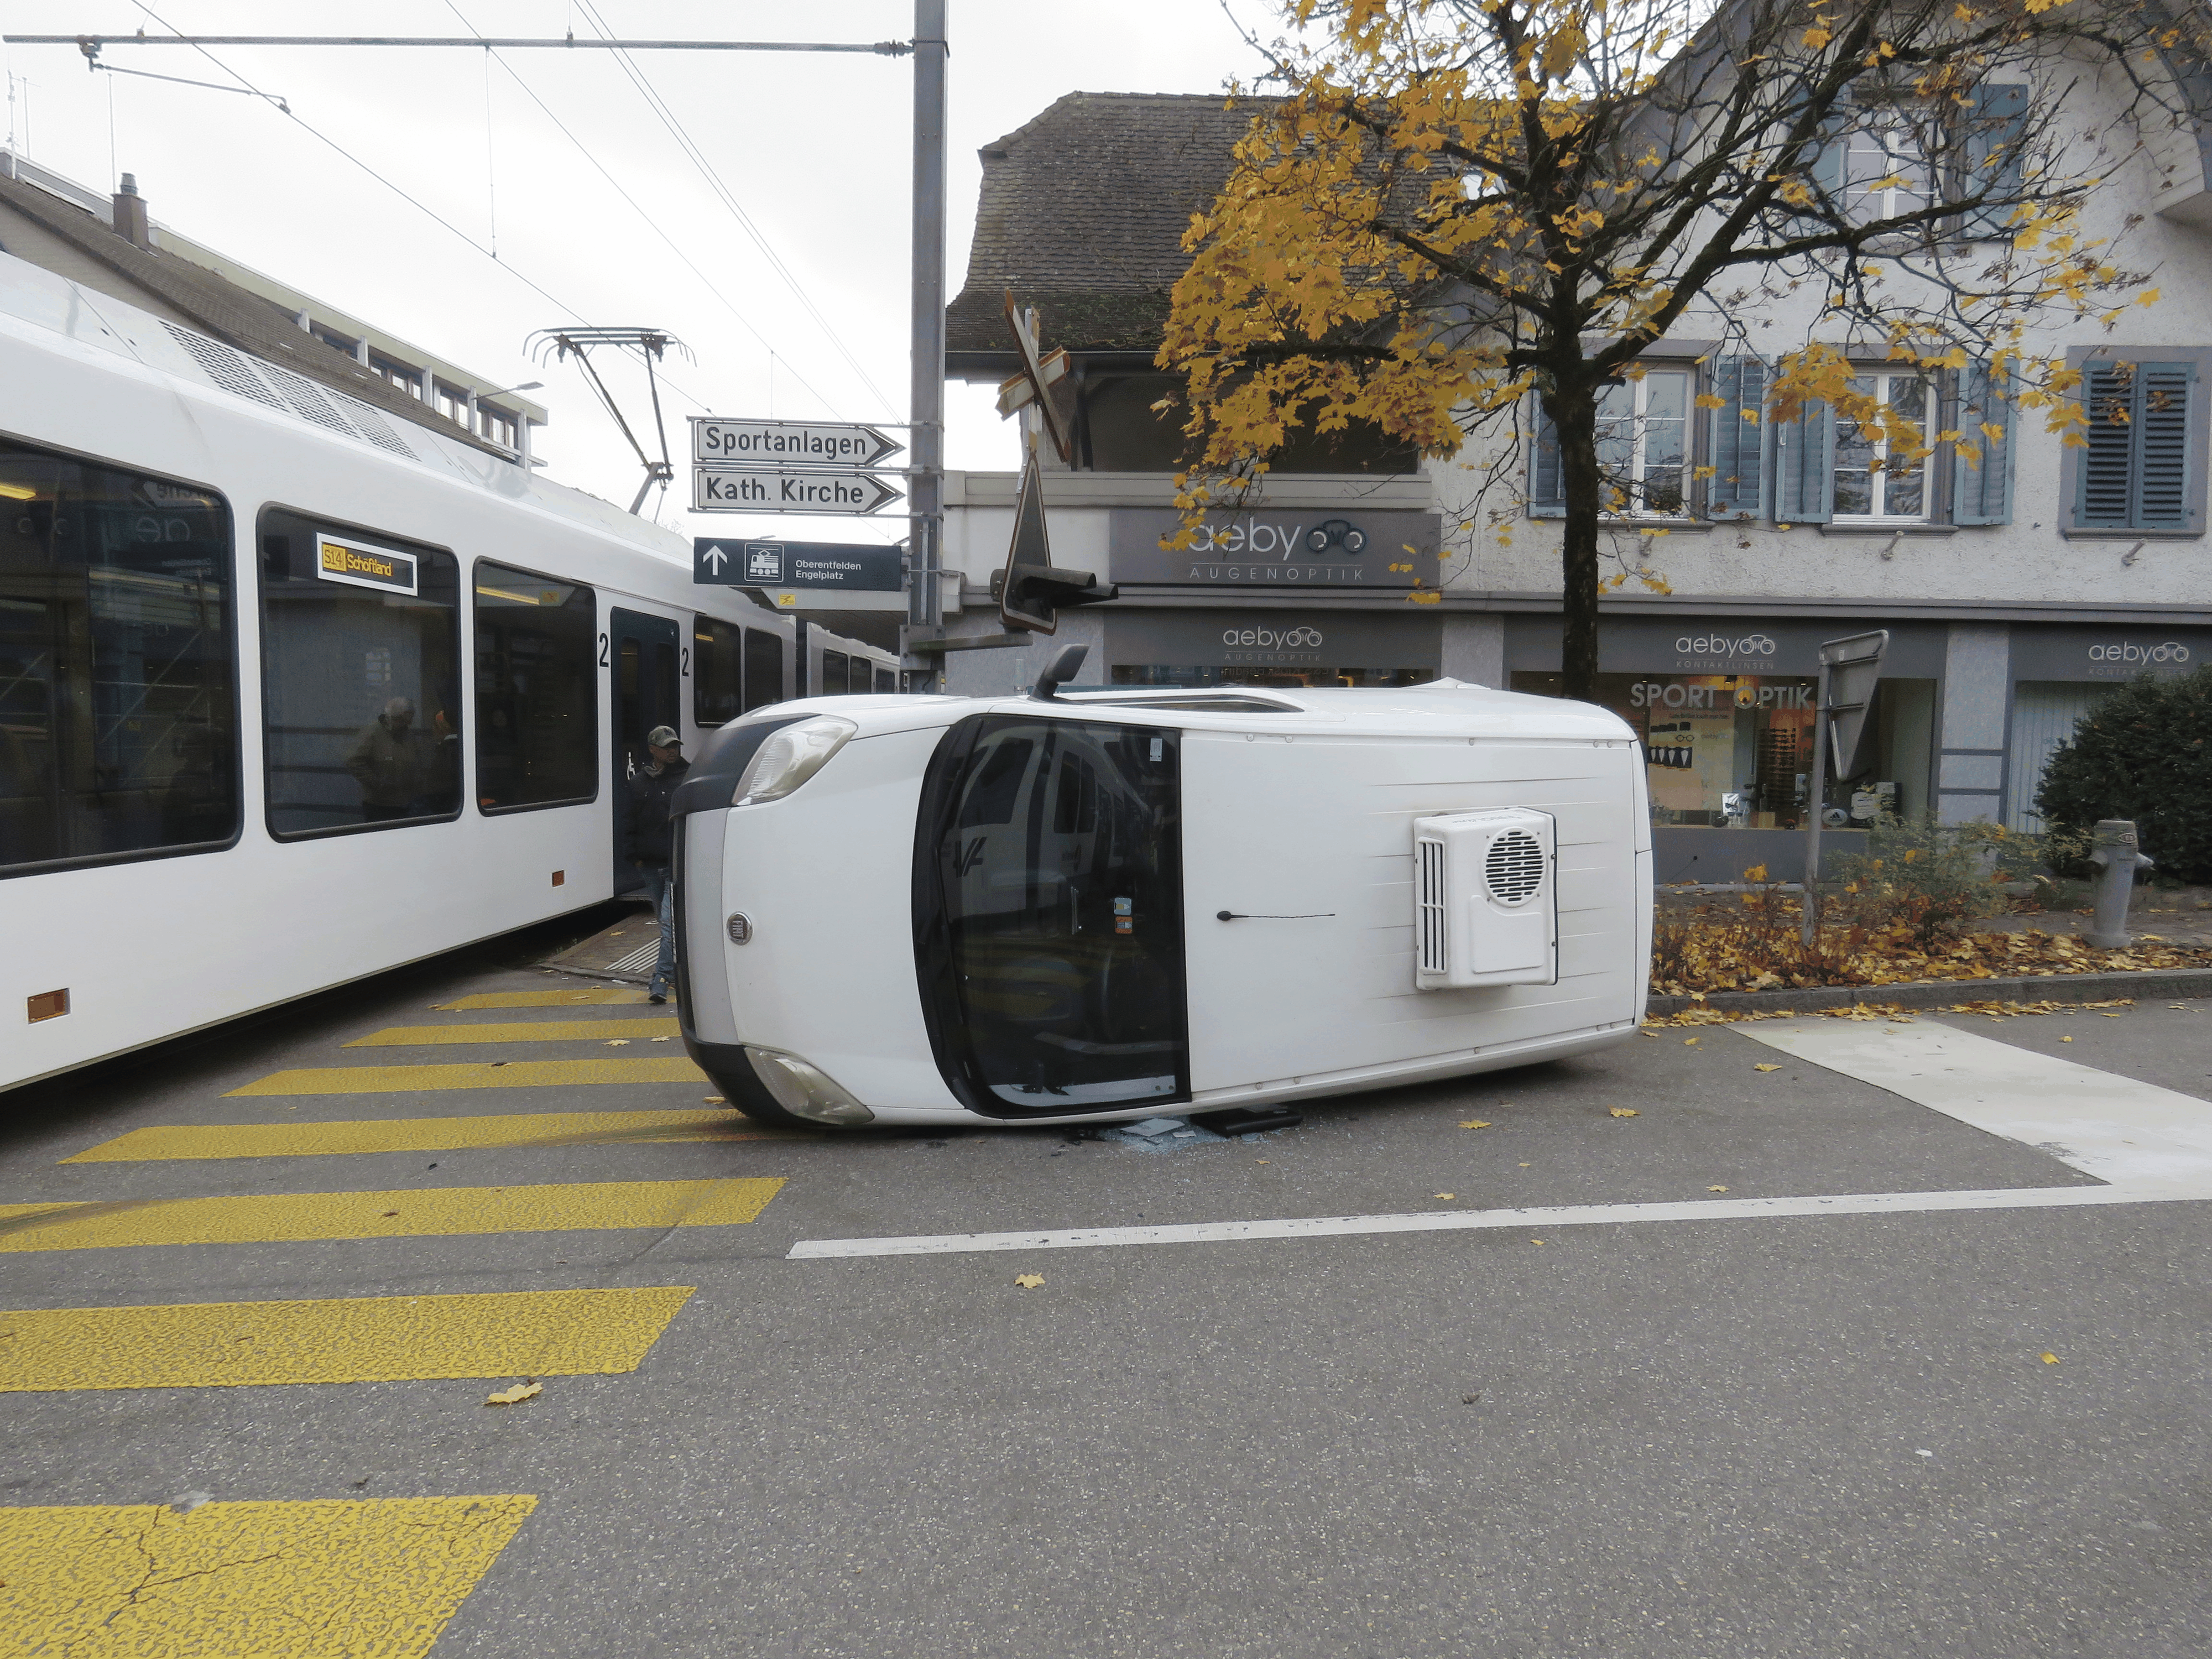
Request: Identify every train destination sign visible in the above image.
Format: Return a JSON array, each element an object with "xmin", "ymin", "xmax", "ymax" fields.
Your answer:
[
  {"xmin": 316, "ymin": 534, "xmax": 417, "ymax": 597},
  {"xmin": 689, "ymin": 417, "xmax": 903, "ymax": 470},
  {"xmin": 693, "ymin": 467, "xmax": 903, "ymax": 516},
  {"xmin": 693, "ymin": 539, "xmax": 904, "ymax": 591}
]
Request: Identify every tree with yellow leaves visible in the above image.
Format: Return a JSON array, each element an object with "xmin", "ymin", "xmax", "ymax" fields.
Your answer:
[{"xmin": 1160, "ymin": 0, "xmax": 2196, "ymax": 697}]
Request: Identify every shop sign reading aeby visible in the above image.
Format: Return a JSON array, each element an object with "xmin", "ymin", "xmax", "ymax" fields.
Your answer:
[
  {"xmin": 1108, "ymin": 508, "xmax": 1441, "ymax": 587},
  {"xmin": 2086, "ymin": 640, "xmax": 2192, "ymax": 666},
  {"xmin": 1221, "ymin": 624, "xmax": 1327, "ymax": 664}
]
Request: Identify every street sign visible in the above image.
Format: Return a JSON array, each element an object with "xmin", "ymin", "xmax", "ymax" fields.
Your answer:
[
  {"xmin": 997, "ymin": 450, "xmax": 1114, "ymax": 633},
  {"xmin": 1819, "ymin": 629, "xmax": 1890, "ymax": 780},
  {"xmin": 688, "ymin": 417, "xmax": 903, "ymax": 470},
  {"xmin": 1002, "ymin": 293, "xmax": 1073, "ymax": 464},
  {"xmin": 693, "ymin": 468, "xmax": 903, "ymax": 516},
  {"xmin": 693, "ymin": 539, "xmax": 904, "ymax": 591}
]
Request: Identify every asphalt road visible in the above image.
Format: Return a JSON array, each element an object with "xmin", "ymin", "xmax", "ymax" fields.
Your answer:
[{"xmin": 4, "ymin": 939, "xmax": 2210, "ymax": 1658}]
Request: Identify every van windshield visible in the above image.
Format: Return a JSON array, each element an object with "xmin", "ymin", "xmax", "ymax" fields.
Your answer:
[{"xmin": 914, "ymin": 714, "xmax": 1188, "ymax": 1116}]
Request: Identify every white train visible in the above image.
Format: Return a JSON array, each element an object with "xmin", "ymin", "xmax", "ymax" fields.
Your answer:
[
  {"xmin": 672, "ymin": 651, "xmax": 1652, "ymax": 1130},
  {"xmin": 0, "ymin": 250, "xmax": 893, "ymax": 1093}
]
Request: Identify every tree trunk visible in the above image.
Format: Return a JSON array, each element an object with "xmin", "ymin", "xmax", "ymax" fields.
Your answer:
[{"xmin": 1551, "ymin": 390, "xmax": 1603, "ymax": 702}]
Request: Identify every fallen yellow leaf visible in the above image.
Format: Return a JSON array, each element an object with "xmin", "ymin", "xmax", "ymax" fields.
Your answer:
[
  {"xmin": 1754, "ymin": 1063, "xmax": 1781, "ymax": 1072},
  {"xmin": 1518, "ymin": 1162, "xmax": 1531, "ymax": 1167},
  {"xmin": 1684, "ymin": 1038, "xmax": 1700, "ymax": 1046},
  {"xmin": 703, "ymin": 1096, "xmax": 724, "ymax": 1104},
  {"xmin": 486, "ymin": 1381, "xmax": 542, "ymax": 1406},
  {"xmin": 1459, "ymin": 1120, "xmax": 1493, "ymax": 1129},
  {"xmin": 1609, "ymin": 1108, "xmax": 1639, "ymax": 1118},
  {"xmin": 1708, "ymin": 1186, "xmax": 1729, "ymax": 1192},
  {"xmin": 1434, "ymin": 1193, "xmax": 1456, "ymax": 1201},
  {"xmin": 1014, "ymin": 1274, "xmax": 1045, "ymax": 1289},
  {"xmin": 1530, "ymin": 1238, "xmax": 1546, "ymax": 1245},
  {"xmin": 606, "ymin": 1039, "xmax": 630, "ymax": 1046},
  {"xmin": 2042, "ymin": 1352, "xmax": 2059, "ymax": 1364},
  {"xmin": 2060, "ymin": 1036, "xmax": 2073, "ymax": 1042}
]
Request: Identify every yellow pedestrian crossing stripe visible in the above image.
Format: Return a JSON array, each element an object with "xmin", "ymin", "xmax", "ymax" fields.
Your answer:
[
  {"xmin": 0, "ymin": 1286, "xmax": 695, "ymax": 1391},
  {"xmin": 226, "ymin": 1057, "xmax": 707, "ymax": 1095},
  {"xmin": 346, "ymin": 1018, "xmax": 682, "ymax": 1046},
  {"xmin": 1, "ymin": 1495, "xmax": 534, "ymax": 1658},
  {"xmin": 64, "ymin": 1108, "xmax": 798, "ymax": 1163},
  {"xmin": 0, "ymin": 1177, "xmax": 784, "ymax": 1253},
  {"xmin": 434, "ymin": 987, "xmax": 650, "ymax": 1009}
]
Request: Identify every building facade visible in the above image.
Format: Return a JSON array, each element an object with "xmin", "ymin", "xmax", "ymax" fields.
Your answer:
[
  {"xmin": 933, "ymin": 88, "xmax": 2212, "ymax": 883},
  {"xmin": 0, "ymin": 148, "xmax": 546, "ymax": 463}
]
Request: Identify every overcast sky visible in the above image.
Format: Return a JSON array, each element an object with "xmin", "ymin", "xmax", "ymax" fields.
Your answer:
[{"xmin": 0, "ymin": 2, "xmax": 1267, "ymax": 550}]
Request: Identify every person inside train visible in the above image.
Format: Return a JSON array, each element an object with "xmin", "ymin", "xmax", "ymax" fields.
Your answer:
[
  {"xmin": 625, "ymin": 724, "xmax": 690, "ymax": 1004},
  {"xmin": 345, "ymin": 696, "xmax": 425, "ymax": 822}
]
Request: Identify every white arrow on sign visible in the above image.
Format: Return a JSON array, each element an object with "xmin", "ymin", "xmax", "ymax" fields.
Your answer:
[
  {"xmin": 701, "ymin": 545, "xmax": 728, "ymax": 573},
  {"xmin": 694, "ymin": 467, "xmax": 904, "ymax": 517},
  {"xmin": 689, "ymin": 417, "xmax": 904, "ymax": 470}
]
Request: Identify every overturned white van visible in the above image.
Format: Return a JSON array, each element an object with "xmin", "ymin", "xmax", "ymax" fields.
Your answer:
[{"xmin": 670, "ymin": 659, "xmax": 1651, "ymax": 1130}]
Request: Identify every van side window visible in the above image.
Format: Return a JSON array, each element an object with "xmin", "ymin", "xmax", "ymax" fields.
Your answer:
[
  {"xmin": 1, "ymin": 439, "xmax": 237, "ymax": 875},
  {"xmin": 258, "ymin": 507, "xmax": 460, "ymax": 837},
  {"xmin": 475, "ymin": 562, "xmax": 596, "ymax": 813}
]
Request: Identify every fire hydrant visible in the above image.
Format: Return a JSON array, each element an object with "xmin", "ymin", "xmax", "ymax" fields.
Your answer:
[{"xmin": 2085, "ymin": 819, "xmax": 2156, "ymax": 949}]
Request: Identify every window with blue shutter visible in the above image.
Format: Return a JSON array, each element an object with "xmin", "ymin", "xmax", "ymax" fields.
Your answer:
[
  {"xmin": 1528, "ymin": 401, "xmax": 1564, "ymax": 518},
  {"xmin": 1705, "ymin": 356, "xmax": 1770, "ymax": 519},
  {"xmin": 1773, "ymin": 399, "xmax": 1835, "ymax": 523},
  {"xmin": 1950, "ymin": 361, "xmax": 2014, "ymax": 525},
  {"xmin": 1959, "ymin": 84, "xmax": 2030, "ymax": 241},
  {"xmin": 2077, "ymin": 361, "xmax": 2199, "ymax": 532}
]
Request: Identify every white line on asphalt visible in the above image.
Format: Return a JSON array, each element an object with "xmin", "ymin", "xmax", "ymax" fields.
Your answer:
[
  {"xmin": 786, "ymin": 1182, "xmax": 2206, "ymax": 1260},
  {"xmin": 1737, "ymin": 1018, "xmax": 2212, "ymax": 1188}
]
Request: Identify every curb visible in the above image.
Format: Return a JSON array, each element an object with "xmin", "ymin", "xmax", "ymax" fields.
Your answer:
[{"xmin": 1648, "ymin": 968, "xmax": 2212, "ymax": 1017}]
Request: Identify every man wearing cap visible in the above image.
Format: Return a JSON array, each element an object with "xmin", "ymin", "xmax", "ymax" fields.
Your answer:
[{"xmin": 624, "ymin": 726, "xmax": 690, "ymax": 1003}]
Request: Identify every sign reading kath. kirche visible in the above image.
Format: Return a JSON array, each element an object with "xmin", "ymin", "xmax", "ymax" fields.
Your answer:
[{"xmin": 1108, "ymin": 508, "xmax": 1442, "ymax": 587}]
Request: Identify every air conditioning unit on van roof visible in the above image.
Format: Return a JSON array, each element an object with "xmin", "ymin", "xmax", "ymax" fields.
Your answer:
[{"xmin": 1413, "ymin": 808, "xmax": 1558, "ymax": 989}]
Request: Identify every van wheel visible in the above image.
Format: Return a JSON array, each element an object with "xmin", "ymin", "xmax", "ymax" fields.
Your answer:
[{"xmin": 707, "ymin": 1073, "xmax": 815, "ymax": 1131}]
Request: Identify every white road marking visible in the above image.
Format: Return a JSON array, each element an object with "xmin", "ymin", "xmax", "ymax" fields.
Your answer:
[
  {"xmin": 786, "ymin": 1183, "xmax": 2202, "ymax": 1260},
  {"xmin": 1738, "ymin": 1018, "xmax": 2212, "ymax": 1188},
  {"xmin": 789, "ymin": 1016, "xmax": 2212, "ymax": 1262}
]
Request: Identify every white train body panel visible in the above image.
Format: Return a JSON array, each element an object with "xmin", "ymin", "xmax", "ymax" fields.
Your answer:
[
  {"xmin": 677, "ymin": 686, "xmax": 1652, "ymax": 1129},
  {"xmin": 0, "ymin": 252, "xmax": 892, "ymax": 1091}
]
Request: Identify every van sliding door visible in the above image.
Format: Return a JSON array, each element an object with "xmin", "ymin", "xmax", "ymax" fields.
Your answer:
[{"xmin": 914, "ymin": 714, "xmax": 1188, "ymax": 1118}]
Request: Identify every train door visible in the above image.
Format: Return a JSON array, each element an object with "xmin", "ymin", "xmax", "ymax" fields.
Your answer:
[{"xmin": 609, "ymin": 607, "xmax": 681, "ymax": 895}]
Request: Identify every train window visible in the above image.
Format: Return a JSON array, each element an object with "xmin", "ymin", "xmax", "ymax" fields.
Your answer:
[
  {"xmin": 743, "ymin": 628, "xmax": 783, "ymax": 712},
  {"xmin": 874, "ymin": 665, "xmax": 896, "ymax": 694},
  {"xmin": 694, "ymin": 617, "xmax": 744, "ymax": 726},
  {"xmin": 914, "ymin": 716, "xmax": 1188, "ymax": 1118},
  {"xmin": 257, "ymin": 507, "xmax": 461, "ymax": 838},
  {"xmin": 0, "ymin": 439, "xmax": 238, "ymax": 876},
  {"xmin": 822, "ymin": 649, "xmax": 851, "ymax": 695},
  {"xmin": 474, "ymin": 561, "xmax": 596, "ymax": 813}
]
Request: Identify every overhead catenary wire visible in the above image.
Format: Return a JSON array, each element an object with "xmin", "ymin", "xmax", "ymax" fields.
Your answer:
[
  {"xmin": 118, "ymin": 0, "xmax": 722, "ymax": 421},
  {"xmin": 571, "ymin": 0, "xmax": 898, "ymax": 420},
  {"xmin": 441, "ymin": 0, "xmax": 849, "ymax": 421}
]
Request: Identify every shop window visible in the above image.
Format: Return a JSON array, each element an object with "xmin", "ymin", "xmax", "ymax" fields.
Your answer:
[
  {"xmin": 259, "ymin": 508, "xmax": 461, "ymax": 837},
  {"xmin": 2005, "ymin": 680, "xmax": 2117, "ymax": 831},
  {"xmin": 1510, "ymin": 671, "xmax": 1935, "ymax": 830},
  {"xmin": 694, "ymin": 617, "xmax": 743, "ymax": 726},
  {"xmin": 2077, "ymin": 361, "xmax": 2198, "ymax": 531},
  {"xmin": 1, "ymin": 440, "xmax": 238, "ymax": 875},
  {"xmin": 474, "ymin": 562, "xmax": 595, "ymax": 813},
  {"xmin": 1834, "ymin": 373, "xmax": 1934, "ymax": 521},
  {"xmin": 1112, "ymin": 665, "xmax": 1436, "ymax": 690},
  {"xmin": 743, "ymin": 628, "xmax": 784, "ymax": 711}
]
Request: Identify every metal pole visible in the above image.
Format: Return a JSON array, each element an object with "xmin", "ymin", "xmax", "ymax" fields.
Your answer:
[
  {"xmin": 1800, "ymin": 663, "xmax": 1831, "ymax": 951},
  {"xmin": 906, "ymin": 0, "xmax": 947, "ymax": 665}
]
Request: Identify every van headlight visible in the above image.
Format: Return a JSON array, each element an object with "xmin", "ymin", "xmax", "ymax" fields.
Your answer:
[
  {"xmin": 745, "ymin": 1047, "xmax": 875, "ymax": 1126},
  {"xmin": 733, "ymin": 715, "xmax": 856, "ymax": 805}
]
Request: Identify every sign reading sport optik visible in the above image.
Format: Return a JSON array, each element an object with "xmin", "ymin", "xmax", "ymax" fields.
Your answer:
[{"xmin": 1108, "ymin": 508, "xmax": 1442, "ymax": 587}]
